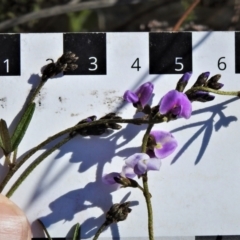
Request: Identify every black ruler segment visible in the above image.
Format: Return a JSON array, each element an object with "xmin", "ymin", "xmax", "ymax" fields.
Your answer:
[
  {"xmin": 0, "ymin": 34, "xmax": 20, "ymax": 76},
  {"xmin": 63, "ymin": 33, "xmax": 106, "ymax": 75},
  {"xmin": 196, "ymin": 236, "xmax": 240, "ymax": 240},
  {"xmin": 235, "ymin": 32, "xmax": 240, "ymax": 73},
  {"xmin": 149, "ymin": 32, "xmax": 192, "ymax": 74}
]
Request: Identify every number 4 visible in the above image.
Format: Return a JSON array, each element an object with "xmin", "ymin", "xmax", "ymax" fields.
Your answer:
[{"xmin": 131, "ymin": 58, "xmax": 141, "ymax": 71}]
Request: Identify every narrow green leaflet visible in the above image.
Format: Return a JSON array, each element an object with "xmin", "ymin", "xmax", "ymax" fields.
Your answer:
[
  {"xmin": 73, "ymin": 223, "xmax": 81, "ymax": 240},
  {"xmin": 0, "ymin": 119, "xmax": 12, "ymax": 155},
  {"xmin": 11, "ymin": 102, "xmax": 36, "ymax": 151}
]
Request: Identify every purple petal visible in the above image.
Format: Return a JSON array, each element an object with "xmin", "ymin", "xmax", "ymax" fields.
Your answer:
[
  {"xmin": 123, "ymin": 90, "xmax": 139, "ymax": 103},
  {"xmin": 102, "ymin": 172, "xmax": 120, "ymax": 185},
  {"xmin": 121, "ymin": 165, "xmax": 136, "ymax": 179},
  {"xmin": 150, "ymin": 130, "xmax": 173, "ymax": 144},
  {"xmin": 135, "ymin": 82, "xmax": 154, "ymax": 107},
  {"xmin": 150, "ymin": 131, "xmax": 178, "ymax": 159},
  {"xmin": 178, "ymin": 93, "xmax": 192, "ymax": 119},
  {"xmin": 125, "ymin": 153, "xmax": 149, "ymax": 168},
  {"xmin": 154, "ymin": 139, "xmax": 178, "ymax": 159},
  {"xmin": 146, "ymin": 158, "xmax": 162, "ymax": 171},
  {"xmin": 134, "ymin": 160, "xmax": 147, "ymax": 175},
  {"xmin": 159, "ymin": 90, "xmax": 180, "ymax": 114}
]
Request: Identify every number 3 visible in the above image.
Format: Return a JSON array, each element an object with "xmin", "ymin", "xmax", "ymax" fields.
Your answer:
[{"xmin": 89, "ymin": 57, "xmax": 98, "ymax": 71}]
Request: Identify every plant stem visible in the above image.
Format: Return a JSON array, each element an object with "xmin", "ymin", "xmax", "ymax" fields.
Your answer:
[
  {"xmin": 172, "ymin": 0, "xmax": 200, "ymax": 31},
  {"xmin": 188, "ymin": 86, "xmax": 240, "ymax": 97},
  {"xmin": 28, "ymin": 81, "xmax": 45, "ymax": 105},
  {"xmin": 0, "ymin": 118, "xmax": 163, "ymax": 193},
  {"xmin": 38, "ymin": 219, "xmax": 52, "ymax": 240},
  {"xmin": 92, "ymin": 222, "xmax": 108, "ymax": 240},
  {"xmin": 12, "ymin": 148, "xmax": 18, "ymax": 164},
  {"xmin": 142, "ymin": 173, "xmax": 154, "ymax": 240},
  {"xmin": 6, "ymin": 135, "xmax": 72, "ymax": 198},
  {"xmin": 141, "ymin": 123, "xmax": 154, "ymax": 240},
  {"xmin": 5, "ymin": 154, "xmax": 11, "ymax": 166}
]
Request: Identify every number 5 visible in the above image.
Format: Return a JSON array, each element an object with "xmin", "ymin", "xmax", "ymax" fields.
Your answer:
[{"xmin": 175, "ymin": 57, "xmax": 184, "ymax": 71}]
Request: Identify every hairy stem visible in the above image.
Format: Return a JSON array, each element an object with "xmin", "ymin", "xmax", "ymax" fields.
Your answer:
[
  {"xmin": 92, "ymin": 222, "xmax": 108, "ymax": 240},
  {"xmin": 142, "ymin": 173, "xmax": 154, "ymax": 240},
  {"xmin": 186, "ymin": 87, "xmax": 240, "ymax": 97},
  {"xmin": 28, "ymin": 81, "xmax": 45, "ymax": 105},
  {"xmin": 6, "ymin": 135, "xmax": 72, "ymax": 197},
  {"xmin": 0, "ymin": 118, "xmax": 163, "ymax": 193},
  {"xmin": 141, "ymin": 123, "xmax": 154, "ymax": 240}
]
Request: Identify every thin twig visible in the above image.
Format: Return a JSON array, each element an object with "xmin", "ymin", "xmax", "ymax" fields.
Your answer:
[
  {"xmin": 92, "ymin": 222, "xmax": 108, "ymax": 240},
  {"xmin": 6, "ymin": 135, "xmax": 72, "ymax": 198},
  {"xmin": 186, "ymin": 87, "xmax": 240, "ymax": 97},
  {"xmin": 141, "ymin": 123, "xmax": 154, "ymax": 240},
  {"xmin": 28, "ymin": 81, "xmax": 46, "ymax": 106},
  {"xmin": 172, "ymin": 0, "xmax": 200, "ymax": 31},
  {"xmin": 0, "ymin": 117, "xmax": 164, "ymax": 193},
  {"xmin": 0, "ymin": 0, "xmax": 157, "ymax": 31}
]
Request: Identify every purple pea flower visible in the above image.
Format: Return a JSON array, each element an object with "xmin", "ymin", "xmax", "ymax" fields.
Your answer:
[
  {"xmin": 147, "ymin": 130, "xmax": 178, "ymax": 159},
  {"xmin": 123, "ymin": 82, "xmax": 154, "ymax": 108},
  {"xmin": 125, "ymin": 153, "xmax": 161, "ymax": 176},
  {"xmin": 159, "ymin": 90, "xmax": 192, "ymax": 119},
  {"xmin": 102, "ymin": 165, "xmax": 136, "ymax": 185}
]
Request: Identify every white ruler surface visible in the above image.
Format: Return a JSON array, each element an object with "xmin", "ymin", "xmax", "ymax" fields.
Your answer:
[{"xmin": 0, "ymin": 32, "xmax": 240, "ymax": 239}]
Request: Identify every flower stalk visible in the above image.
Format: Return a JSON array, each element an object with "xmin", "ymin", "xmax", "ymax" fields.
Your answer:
[{"xmin": 141, "ymin": 123, "xmax": 155, "ymax": 240}]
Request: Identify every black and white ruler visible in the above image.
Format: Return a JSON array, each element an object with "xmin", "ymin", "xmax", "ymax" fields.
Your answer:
[{"xmin": 0, "ymin": 32, "xmax": 240, "ymax": 239}]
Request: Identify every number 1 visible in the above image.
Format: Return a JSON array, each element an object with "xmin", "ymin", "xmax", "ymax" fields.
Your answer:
[{"xmin": 4, "ymin": 59, "xmax": 9, "ymax": 73}]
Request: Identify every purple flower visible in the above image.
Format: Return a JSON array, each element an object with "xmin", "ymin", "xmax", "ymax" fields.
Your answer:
[
  {"xmin": 147, "ymin": 131, "xmax": 178, "ymax": 159},
  {"xmin": 123, "ymin": 82, "xmax": 154, "ymax": 107},
  {"xmin": 102, "ymin": 166, "xmax": 135, "ymax": 185},
  {"xmin": 159, "ymin": 90, "xmax": 192, "ymax": 119},
  {"xmin": 125, "ymin": 153, "xmax": 161, "ymax": 175}
]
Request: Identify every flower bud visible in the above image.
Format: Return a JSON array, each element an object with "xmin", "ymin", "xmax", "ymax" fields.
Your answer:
[
  {"xmin": 187, "ymin": 91, "xmax": 215, "ymax": 102},
  {"xmin": 192, "ymin": 72, "xmax": 210, "ymax": 87},
  {"xmin": 106, "ymin": 202, "xmax": 132, "ymax": 224},
  {"xmin": 41, "ymin": 52, "xmax": 78, "ymax": 81},
  {"xmin": 113, "ymin": 176, "xmax": 138, "ymax": 188},
  {"xmin": 72, "ymin": 113, "xmax": 122, "ymax": 137},
  {"xmin": 176, "ymin": 72, "xmax": 192, "ymax": 92},
  {"xmin": 206, "ymin": 74, "xmax": 224, "ymax": 90}
]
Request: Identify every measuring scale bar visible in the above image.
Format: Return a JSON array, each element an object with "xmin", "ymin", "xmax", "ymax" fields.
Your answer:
[{"xmin": 0, "ymin": 32, "xmax": 240, "ymax": 239}]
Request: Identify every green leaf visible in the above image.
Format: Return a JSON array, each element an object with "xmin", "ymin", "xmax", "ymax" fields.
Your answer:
[
  {"xmin": 37, "ymin": 219, "xmax": 52, "ymax": 240},
  {"xmin": 73, "ymin": 223, "xmax": 81, "ymax": 240},
  {"xmin": 11, "ymin": 102, "xmax": 36, "ymax": 151},
  {"xmin": 0, "ymin": 119, "xmax": 12, "ymax": 155}
]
